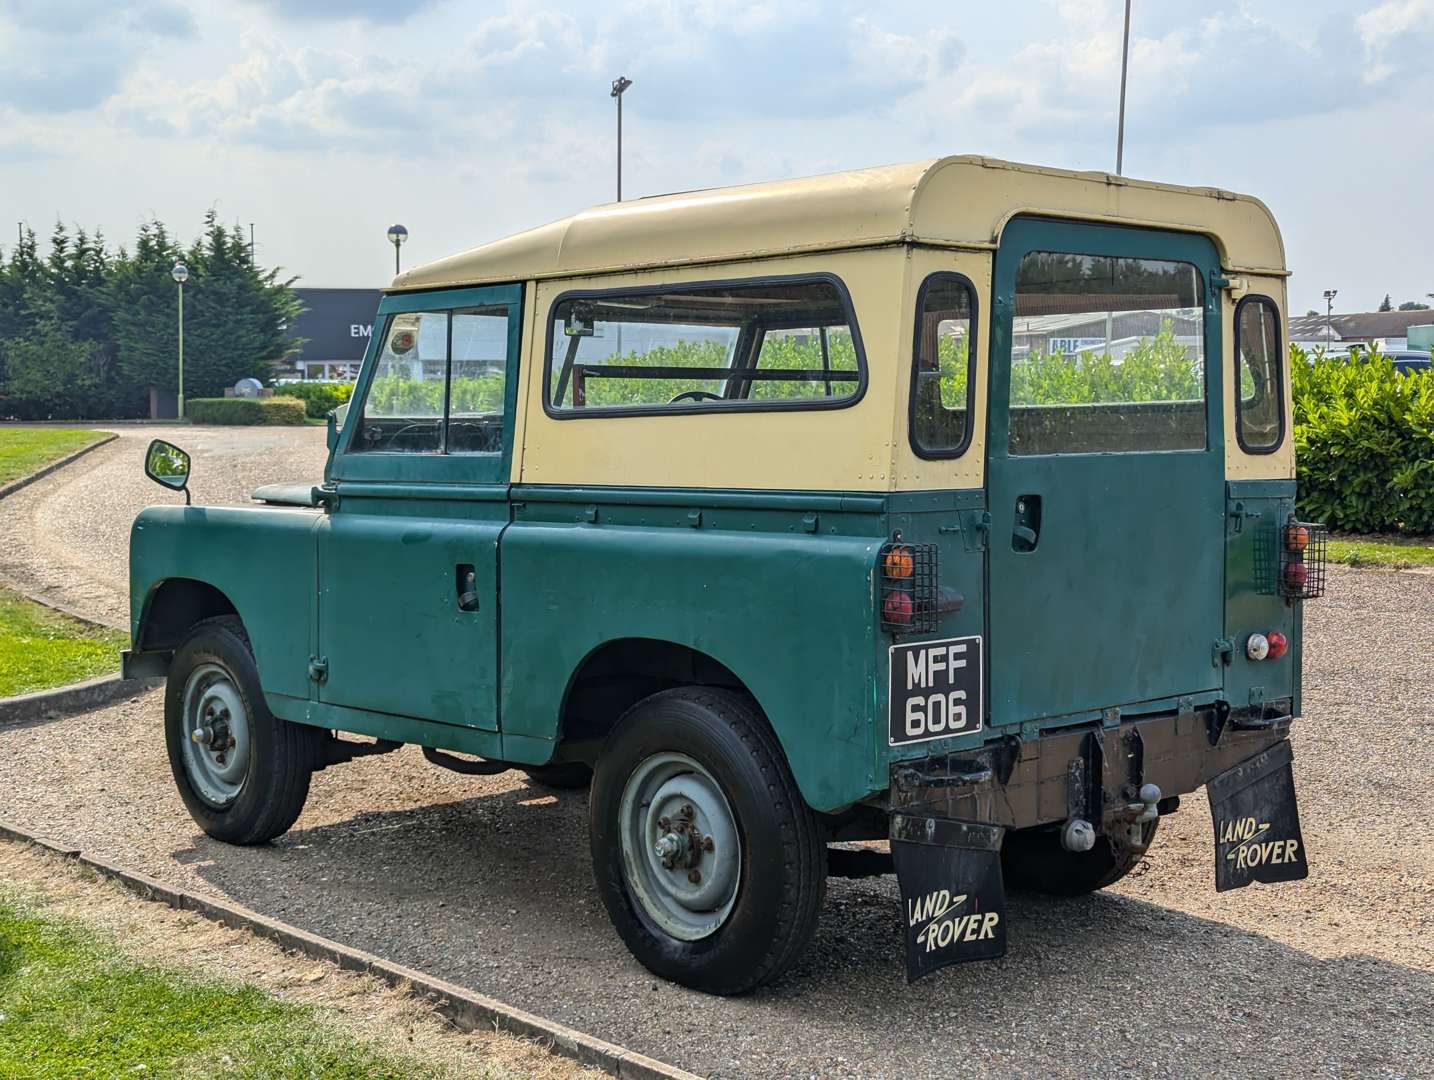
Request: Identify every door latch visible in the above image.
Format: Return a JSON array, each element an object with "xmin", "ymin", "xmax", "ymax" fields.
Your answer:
[
  {"xmin": 1211, "ymin": 638, "xmax": 1235, "ymax": 667},
  {"xmin": 307, "ymin": 655, "xmax": 329, "ymax": 683}
]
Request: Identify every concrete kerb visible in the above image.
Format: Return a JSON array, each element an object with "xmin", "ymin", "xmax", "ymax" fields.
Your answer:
[
  {"xmin": 0, "ymin": 431, "xmax": 118, "ymax": 501},
  {"xmin": 0, "ymin": 822, "xmax": 703, "ymax": 1080},
  {"xmin": 0, "ymin": 673, "xmax": 162, "ymax": 726}
]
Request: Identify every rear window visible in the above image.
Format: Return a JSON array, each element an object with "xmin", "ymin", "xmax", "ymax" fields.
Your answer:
[
  {"xmin": 1234, "ymin": 296, "xmax": 1283, "ymax": 453},
  {"xmin": 545, "ymin": 277, "xmax": 864, "ymax": 415},
  {"xmin": 910, "ymin": 273, "xmax": 976, "ymax": 457},
  {"xmin": 1009, "ymin": 253, "xmax": 1206, "ymax": 455}
]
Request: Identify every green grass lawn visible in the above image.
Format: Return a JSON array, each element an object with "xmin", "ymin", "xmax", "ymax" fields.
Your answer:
[
  {"xmin": 0, "ymin": 894, "xmax": 444, "ymax": 1079},
  {"xmin": 0, "ymin": 427, "xmax": 108, "ymax": 487},
  {"xmin": 0, "ymin": 587, "xmax": 127, "ymax": 698},
  {"xmin": 1328, "ymin": 534, "xmax": 1434, "ymax": 569}
]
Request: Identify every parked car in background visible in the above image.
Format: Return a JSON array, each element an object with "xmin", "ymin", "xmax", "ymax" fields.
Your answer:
[{"xmin": 1320, "ymin": 346, "xmax": 1432, "ymax": 376}]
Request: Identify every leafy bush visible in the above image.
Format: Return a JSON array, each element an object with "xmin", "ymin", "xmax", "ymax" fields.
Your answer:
[
  {"xmin": 186, "ymin": 396, "xmax": 308, "ymax": 426},
  {"xmin": 1293, "ymin": 345, "xmax": 1434, "ymax": 534},
  {"xmin": 271, "ymin": 380, "xmax": 353, "ymax": 418}
]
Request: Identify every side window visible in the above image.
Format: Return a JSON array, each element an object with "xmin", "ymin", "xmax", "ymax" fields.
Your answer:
[
  {"xmin": 354, "ymin": 312, "xmax": 447, "ymax": 453},
  {"xmin": 1235, "ymin": 296, "xmax": 1283, "ymax": 453},
  {"xmin": 546, "ymin": 278, "xmax": 864, "ymax": 414},
  {"xmin": 353, "ymin": 305, "xmax": 512, "ymax": 455},
  {"xmin": 910, "ymin": 274, "xmax": 976, "ymax": 457},
  {"xmin": 1008, "ymin": 253, "xmax": 1206, "ymax": 455}
]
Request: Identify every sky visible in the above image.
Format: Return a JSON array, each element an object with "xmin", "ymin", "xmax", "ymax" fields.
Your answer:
[{"xmin": 2, "ymin": 0, "xmax": 1431, "ymax": 316}]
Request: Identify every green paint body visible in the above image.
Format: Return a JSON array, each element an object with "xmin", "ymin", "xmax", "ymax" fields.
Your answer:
[{"xmin": 128, "ymin": 229, "xmax": 1302, "ymax": 816}]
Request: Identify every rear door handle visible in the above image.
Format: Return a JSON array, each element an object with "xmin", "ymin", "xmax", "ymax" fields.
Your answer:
[{"xmin": 1011, "ymin": 494, "xmax": 1042, "ymax": 552}]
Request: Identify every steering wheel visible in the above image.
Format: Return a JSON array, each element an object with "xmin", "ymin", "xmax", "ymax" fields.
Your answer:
[{"xmin": 669, "ymin": 390, "xmax": 724, "ymax": 404}]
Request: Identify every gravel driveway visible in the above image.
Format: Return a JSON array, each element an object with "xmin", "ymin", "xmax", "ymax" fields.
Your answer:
[
  {"xmin": 0, "ymin": 424, "xmax": 327, "ymax": 628},
  {"xmin": 1, "ymin": 435, "xmax": 1431, "ymax": 1077}
]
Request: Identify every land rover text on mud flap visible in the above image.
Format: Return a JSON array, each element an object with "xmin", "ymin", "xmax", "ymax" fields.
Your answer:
[{"xmin": 126, "ymin": 156, "xmax": 1320, "ymax": 993}]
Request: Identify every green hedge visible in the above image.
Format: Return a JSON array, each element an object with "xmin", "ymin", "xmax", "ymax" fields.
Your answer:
[
  {"xmin": 1293, "ymin": 345, "xmax": 1434, "ymax": 534},
  {"xmin": 271, "ymin": 380, "xmax": 354, "ymax": 418},
  {"xmin": 186, "ymin": 396, "xmax": 308, "ymax": 426}
]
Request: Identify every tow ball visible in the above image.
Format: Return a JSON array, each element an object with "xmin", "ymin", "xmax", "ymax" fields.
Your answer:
[{"xmin": 1060, "ymin": 783, "xmax": 1162, "ymax": 852}]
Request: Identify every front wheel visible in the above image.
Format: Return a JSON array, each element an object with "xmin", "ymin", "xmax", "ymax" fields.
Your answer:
[
  {"xmin": 165, "ymin": 617, "xmax": 318, "ymax": 845},
  {"xmin": 590, "ymin": 687, "xmax": 825, "ymax": 994}
]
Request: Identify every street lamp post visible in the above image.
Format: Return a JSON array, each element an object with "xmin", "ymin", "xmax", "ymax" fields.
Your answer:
[
  {"xmin": 1323, "ymin": 289, "xmax": 1338, "ymax": 348},
  {"xmin": 611, "ymin": 75, "xmax": 633, "ymax": 201},
  {"xmin": 387, "ymin": 224, "xmax": 408, "ymax": 275},
  {"xmin": 1115, "ymin": 0, "xmax": 1132, "ymax": 175},
  {"xmin": 171, "ymin": 261, "xmax": 189, "ymax": 420}
]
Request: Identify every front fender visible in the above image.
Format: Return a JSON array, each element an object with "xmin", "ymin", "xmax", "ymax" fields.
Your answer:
[{"xmin": 130, "ymin": 504, "xmax": 322, "ymax": 700}]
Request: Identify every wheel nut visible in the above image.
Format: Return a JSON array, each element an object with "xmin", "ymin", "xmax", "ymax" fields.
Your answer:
[
  {"xmin": 680, "ymin": 803, "xmax": 694, "ymax": 819},
  {"xmin": 658, "ymin": 816, "xmax": 670, "ymax": 831},
  {"xmin": 688, "ymin": 869, "xmax": 701, "ymax": 884},
  {"xmin": 702, "ymin": 836, "xmax": 714, "ymax": 852}
]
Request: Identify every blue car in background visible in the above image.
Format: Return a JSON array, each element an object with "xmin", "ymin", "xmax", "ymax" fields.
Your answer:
[{"xmin": 1322, "ymin": 347, "xmax": 1432, "ymax": 376}]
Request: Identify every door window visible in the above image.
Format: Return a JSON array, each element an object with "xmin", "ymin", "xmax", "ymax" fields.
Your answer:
[
  {"xmin": 353, "ymin": 305, "xmax": 511, "ymax": 454},
  {"xmin": 1234, "ymin": 296, "xmax": 1283, "ymax": 453},
  {"xmin": 910, "ymin": 273, "xmax": 976, "ymax": 457},
  {"xmin": 1008, "ymin": 253, "xmax": 1206, "ymax": 455}
]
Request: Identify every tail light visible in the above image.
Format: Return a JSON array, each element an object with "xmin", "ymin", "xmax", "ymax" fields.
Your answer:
[
  {"xmin": 1245, "ymin": 630, "xmax": 1290, "ymax": 661},
  {"xmin": 879, "ymin": 537, "xmax": 936, "ymax": 634},
  {"xmin": 1279, "ymin": 518, "xmax": 1327, "ymax": 601}
]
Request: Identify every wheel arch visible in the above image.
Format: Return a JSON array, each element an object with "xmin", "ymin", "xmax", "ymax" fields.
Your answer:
[{"xmin": 136, "ymin": 577, "xmax": 240, "ymax": 653}]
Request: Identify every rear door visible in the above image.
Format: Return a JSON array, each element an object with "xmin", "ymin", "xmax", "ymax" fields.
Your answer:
[{"xmin": 985, "ymin": 218, "xmax": 1225, "ymax": 728}]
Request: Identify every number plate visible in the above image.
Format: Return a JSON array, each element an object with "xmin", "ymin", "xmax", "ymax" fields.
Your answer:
[{"xmin": 888, "ymin": 635, "xmax": 983, "ymax": 746}]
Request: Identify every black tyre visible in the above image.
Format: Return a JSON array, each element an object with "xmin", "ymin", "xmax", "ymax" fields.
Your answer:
[
  {"xmin": 519, "ymin": 762, "xmax": 593, "ymax": 791},
  {"xmin": 590, "ymin": 687, "xmax": 825, "ymax": 995},
  {"xmin": 165, "ymin": 616, "xmax": 318, "ymax": 846},
  {"xmin": 1001, "ymin": 819, "xmax": 1159, "ymax": 896}
]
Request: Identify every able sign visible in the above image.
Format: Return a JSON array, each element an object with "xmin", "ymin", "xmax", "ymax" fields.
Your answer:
[{"xmin": 888, "ymin": 635, "xmax": 983, "ymax": 746}]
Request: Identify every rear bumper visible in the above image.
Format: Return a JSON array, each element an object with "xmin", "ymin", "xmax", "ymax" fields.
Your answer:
[{"xmin": 889, "ymin": 702, "xmax": 1294, "ymax": 831}]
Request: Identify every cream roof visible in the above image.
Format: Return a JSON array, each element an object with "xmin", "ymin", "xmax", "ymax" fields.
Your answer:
[{"xmin": 390, "ymin": 155, "xmax": 1286, "ymax": 292}]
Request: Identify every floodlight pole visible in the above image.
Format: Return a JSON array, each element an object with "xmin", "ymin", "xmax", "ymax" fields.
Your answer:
[
  {"xmin": 1115, "ymin": 0, "xmax": 1132, "ymax": 175},
  {"xmin": 1323, "ymin": 289, "xmax": 1338, "ymax": 347},
  {"xmin": 611, "ymin": 76, "xmax": 633, "ymax": 201}
]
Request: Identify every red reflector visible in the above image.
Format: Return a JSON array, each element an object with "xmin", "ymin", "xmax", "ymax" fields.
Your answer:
[
  {"xmin": 1266, "ymin": 631, "xmax": 1288, "ymax": 658},
  {"xmin": 1282, "ymin": 561, "xmax": 1308, "ymax": 590}
]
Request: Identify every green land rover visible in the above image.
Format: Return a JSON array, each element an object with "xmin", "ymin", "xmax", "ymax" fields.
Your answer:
[{"xmin": 126, "ymin": 156, "xmax": 1321, "ymax": 992}]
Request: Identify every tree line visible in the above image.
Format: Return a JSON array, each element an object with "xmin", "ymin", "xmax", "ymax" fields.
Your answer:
[{"xmin": 0, "ymin": 212, "xmax": 303, "ymax": 419}]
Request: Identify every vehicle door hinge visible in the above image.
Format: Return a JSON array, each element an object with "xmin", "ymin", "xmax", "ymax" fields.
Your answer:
[
  {"xmin": 1211, "ymin": 638, "xmax": 1235, "ymax": 667},
  {"xmin": 307, "ymin": 655, "xmax": 329, "ymax": 683},
  {"xmin": 1210, "ymin": 269, "xmax": 1248, "ymax": 300}
]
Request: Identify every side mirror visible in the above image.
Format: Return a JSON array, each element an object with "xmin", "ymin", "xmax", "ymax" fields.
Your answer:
[{"xmin": 144, "ymin": 439, "xmax": 191, "ymax": 504}]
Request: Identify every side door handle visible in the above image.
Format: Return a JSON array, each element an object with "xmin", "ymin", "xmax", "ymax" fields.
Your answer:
[{"xmin": 455, "ymin": 564, "xmax": 479, "ymax": 612}]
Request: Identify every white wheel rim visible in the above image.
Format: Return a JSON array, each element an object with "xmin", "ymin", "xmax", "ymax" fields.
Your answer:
[
  {"xmin": 180, "ymin": 662, "xmax": 251, "ymax": 808},
  {"xmin": 618, "ymin": 752, "xmax": 742, "ymax": 941}
]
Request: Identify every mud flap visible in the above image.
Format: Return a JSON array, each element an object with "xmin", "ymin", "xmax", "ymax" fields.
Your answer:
[
  {"xmin": 1207, "ymin": 739, "xmax": 1309, "ymax": 892},
  {"xmin": 890, "ymin": 814, "xmax": 1005, "ymax": 982}
]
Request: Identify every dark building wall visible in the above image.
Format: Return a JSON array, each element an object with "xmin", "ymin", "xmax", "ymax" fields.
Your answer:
[{"xmin": 287, "ymin": 288, "xmax": 383, "ymax": 379}]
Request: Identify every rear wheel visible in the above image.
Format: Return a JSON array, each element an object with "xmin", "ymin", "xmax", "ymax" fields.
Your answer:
[
  {"xmin": 590, "ymin": 687, "xmax": 825, "ymax": 994},
  {"xmin": 1002, "ymin": 820, "xmax": 1159, "ymax": 896},
  {"xmin": 165, "ymin": 617, "xmax": 318, "ymax": 845}
]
